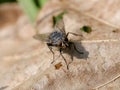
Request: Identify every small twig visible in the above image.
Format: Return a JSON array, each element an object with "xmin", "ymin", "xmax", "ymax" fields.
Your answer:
[
  {"xmin": 64, "ymin": 7, "xmax": 120, "ymax": 29},
  {"xmin": 2, "ymin": 39, "xmax": 120, "ymax": 60},
  {"xmin": 83, "ymin": 12, "xmax": 119, "ymax": 29},
  {"xmin": 93, "ymin": 74, "xmax": 120, "ymax": 89},
  {"xmin": 81, "ymin": 39, "xmax": 120, "ymax": 43}
]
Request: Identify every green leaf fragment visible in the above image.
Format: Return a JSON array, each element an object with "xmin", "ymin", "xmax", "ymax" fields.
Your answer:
[
  {"xmin": 53, "ymin": 11, "xmax": 67, "ymax": 27},
  {"xmin": 80, "ymin": 25, "xmax": 92, "ymax": 33},
  {"xmin": 17, "ymin": 0, "xmax": 39, "ymax": 22},
  {"xmin": 38, "ymin": 0, "xmax": 48, "ymax": 8}
]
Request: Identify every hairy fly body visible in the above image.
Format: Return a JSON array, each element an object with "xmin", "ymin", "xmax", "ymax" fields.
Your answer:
[{"xmin": 34, "ymin": 19, "xmax": 83, "ymax": 69}]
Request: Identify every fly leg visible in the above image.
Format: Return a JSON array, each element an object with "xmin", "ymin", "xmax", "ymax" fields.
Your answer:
[
  {"xmin": 68, "ymin": 43, "xmax": 74, "ymax": 65},
  {"xmin": 59, "ymin": 48, "xmax": 69, "ymax": 70},
  {"xmin": 47, "ymin": 44, "xmax": 55, "ymax": 64},
  {"xmin": 67, "ymin": 42, "xmax": 83, "ymax": 66},
  {"xmin": 66, "ymin": 32, "xmax": 83, "ymax": 38},
  {"xmin": 66, "ymin": 32, "xmax": 83, "ymax": 54}
]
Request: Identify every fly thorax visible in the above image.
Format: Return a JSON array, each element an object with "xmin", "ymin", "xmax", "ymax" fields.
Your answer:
[{"xmin": 48, "ymin": 31, "xmax": 65, "ymax": 46}]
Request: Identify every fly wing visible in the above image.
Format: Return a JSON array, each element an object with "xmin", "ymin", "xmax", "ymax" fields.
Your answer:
[
  {"xmin": 33, "ymin": 33, "xmax": 50, "ymax": 42},
  {"xmin": 34, "ymin": 20, "xmax": 66, "ymax": 41},
  {"xmin": 54, "ymin": 19, "xmax": 66, "ymax": 34}
]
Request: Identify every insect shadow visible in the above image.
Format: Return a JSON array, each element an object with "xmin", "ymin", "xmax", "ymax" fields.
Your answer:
[
  {"xmin": 62, "ymin": 41, "xmax": 89, "ymax": 60},
  {"xmin": 34, "ymin": 19, "xmax": 89, "ymax": 70}
]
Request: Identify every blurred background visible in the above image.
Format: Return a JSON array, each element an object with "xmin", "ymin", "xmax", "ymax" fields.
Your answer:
[
  {"xmin": 0, "ymin": 0, "xmax": 16, "ymax": 3},
  {"xmin": 0, "ymin": 0, "xmax": 47, "ymax": 23}
]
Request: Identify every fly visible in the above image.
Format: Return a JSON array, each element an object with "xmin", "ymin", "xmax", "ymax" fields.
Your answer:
[{"xmin": 33, "ymin": 19, "xmax": 83, "ymax": 69}]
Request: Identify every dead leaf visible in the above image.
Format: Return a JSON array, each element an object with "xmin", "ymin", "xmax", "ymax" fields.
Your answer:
[
  {"xmin": 0, "ymin": 1, "xmax": 120, "ymax": 90},
  {"xmin": 55, "ymin": 62, "xmax": 62, "ymax": 70}
]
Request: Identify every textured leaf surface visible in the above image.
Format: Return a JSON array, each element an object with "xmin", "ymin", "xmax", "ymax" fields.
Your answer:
[{"xmin": 0, "ymin": 1, "xmax": 120, "ymax": 90}]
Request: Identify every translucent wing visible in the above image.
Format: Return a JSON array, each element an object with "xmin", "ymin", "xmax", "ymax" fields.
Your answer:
[
  {"xmin": 34, "ymin": 20, "xmax": 66, "ymax": 42},
  {"xmin": 54, "ymin": 19, "xmax": 66, "ymax": 34},
  {"xmin": 33, "ymin": 33, "xmax": 50, "ymax": 42}
]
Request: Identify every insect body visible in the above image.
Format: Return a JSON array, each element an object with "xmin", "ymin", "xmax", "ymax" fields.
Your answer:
[
  {"xmin": 47, "ymin": 31, "xmax": 67, "ymax": 47},
  {"xmin": 47, "ymin": 30, "xmax": 71, "ymax": 53},
  {"xmin": 34, "ymin": 19, "xmax": 83, "ymax": 69}
]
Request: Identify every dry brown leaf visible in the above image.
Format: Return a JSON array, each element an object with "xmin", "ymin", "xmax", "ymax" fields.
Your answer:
[
  {"xmin": 0, "ymin": 1, "xmax": 120, "ymax": 90},
  {"xmin": 54, "ymin": 62, "xmax": 62, "ymax": 70}
]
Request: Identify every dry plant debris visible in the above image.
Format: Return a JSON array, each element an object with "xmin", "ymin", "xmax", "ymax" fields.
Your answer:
[{"xmin": 55, "ymin": 62, "xmax": 62, "ymax": 70}]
